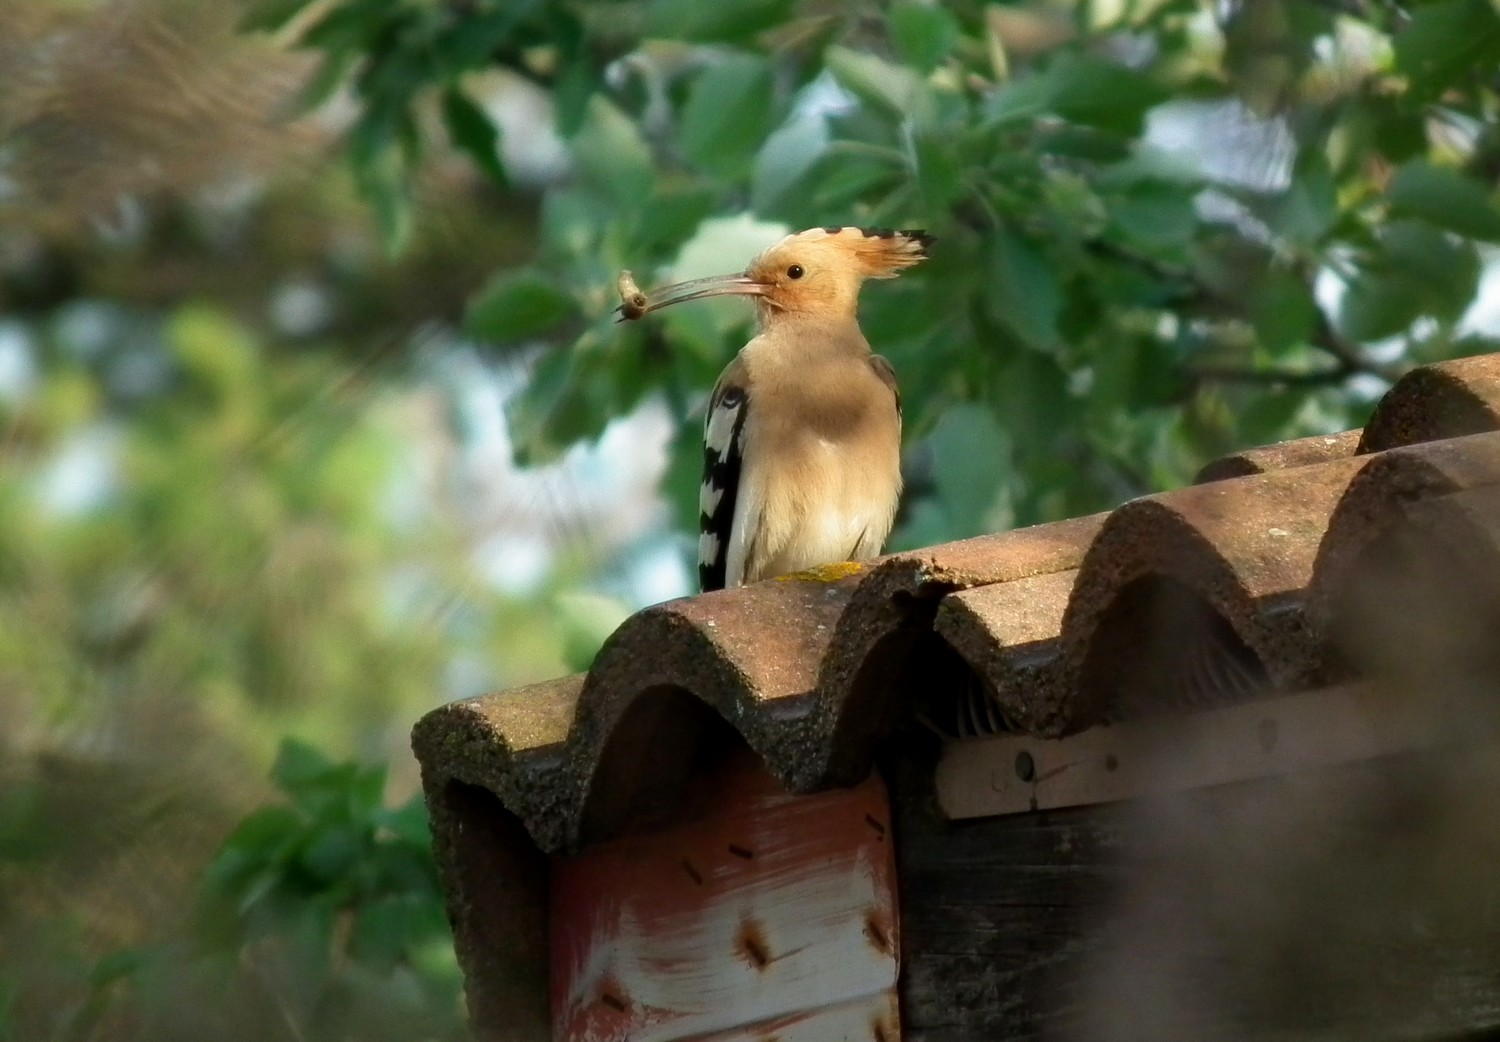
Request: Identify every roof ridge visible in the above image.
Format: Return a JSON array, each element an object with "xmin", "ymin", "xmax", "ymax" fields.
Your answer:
[{"xmin": 413, "ymin": 351, "xmax": 1500, "ymax": 855}]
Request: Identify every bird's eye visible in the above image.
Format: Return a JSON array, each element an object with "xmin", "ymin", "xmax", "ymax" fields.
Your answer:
[{"xmin": 786, "ymin": 264, "xmax": 804, "ymax": 279}]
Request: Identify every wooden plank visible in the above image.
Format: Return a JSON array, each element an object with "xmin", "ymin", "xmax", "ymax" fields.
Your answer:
[
  {"xmin": 896, "ymin": 742, "xmax": 1500, "ymax": 1041},
  {"xmin": 889, "ymin": 745, "xmax": 1124, "ymax": 1041},
  {"xmin": 549, "ymin": 746, "xmax": 899, "ymax": 1042},
  {"xmin": 896, "ymin": 865, "xmax": 1119, "ymax": 909},
  {"xmin": 936, "ymin": 684, "xmax": 1442, "ymax": 819}
]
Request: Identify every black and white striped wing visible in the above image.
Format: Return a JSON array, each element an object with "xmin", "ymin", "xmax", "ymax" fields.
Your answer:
[{"xmin": 698, "ymin": 382, "xmax": 750, "ymax": 592}]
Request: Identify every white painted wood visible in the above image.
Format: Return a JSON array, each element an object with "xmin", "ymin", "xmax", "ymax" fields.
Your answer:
[
  {"xmin": 690, "ymin": 994, "xmax": 900, "ymax": 1041},
  {"xmin": 936, "ymin": 685, "xmax": 1443, "ymax": 820},
  {"xmin": 551, "ymin": 755, "xmax": 899, "ymax": 1042}
]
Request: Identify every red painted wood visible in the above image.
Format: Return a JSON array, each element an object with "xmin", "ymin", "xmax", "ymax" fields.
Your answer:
[{"xmin": 550, "ymin": 747, "xmax": 899, "ymax": 1042}]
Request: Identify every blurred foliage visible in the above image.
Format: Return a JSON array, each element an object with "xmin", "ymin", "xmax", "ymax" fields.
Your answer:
[
  {"xmin": 3, "ymin": 741, "xmax": 463, "ymax": 1042},
  {"xmin": 0, "ymin": 5, "xmax": 606, "ymax": 1038},
  {"xmin": 187, "ymin": 740, "xmax": 465, "ymax": 1042},
  {"xmin": 255, "ymin": 0, "xmax": 1500, "ymax": 540},
  {"xmin": 0, "ymin": 301, "xmax": 571, "ymax": 767},
  {"xmin": 0, "ymin": 297, "xmax": 584, "ymax": 1040}
]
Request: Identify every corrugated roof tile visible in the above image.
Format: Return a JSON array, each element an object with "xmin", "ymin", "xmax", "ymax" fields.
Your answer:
[
  {"xmin": 1308, "ymin": 431, "xmax": 1500, "ymax": 678},
  {"xmin": 1058, "ymin": 456, "xmax": 1367, "ymax": 730},
  {"xmin": 1359, "ymin": 354, "xmax": 1500, "ymax": 453},
  {"xmin": 804, "ymin": 513, "xmax": 1106, "ymax": 787},
  {"xmin": 1195, "ymin": 429, "xmax": 1362, "ymax": 483},
  {"xmin": 412, "ymin": 674, "xmax": 583, "ymax": 850},
  {"xmin": 933, "ymin": 568, "xmax": 1078, "ymax": 734},
  {"xmin": 413, "ymin": 352, "xmax": 1500, "ymax": 852},
  {"xmin": 1313, "ymin": 483, "xmax": 1500, "ymax": 695}
]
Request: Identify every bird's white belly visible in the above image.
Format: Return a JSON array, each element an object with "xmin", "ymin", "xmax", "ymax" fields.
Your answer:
[
  {"xmin": 750, "ymin": 438, "xmax": 898, "ymax": 581},
  {"xmin": 777, "ymin": 507, "xmax": 871, "ymax": 572}
]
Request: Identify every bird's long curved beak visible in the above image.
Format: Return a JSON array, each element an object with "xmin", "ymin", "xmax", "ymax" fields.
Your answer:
[{"xmin": 616, "ymin": 272, "xmax": 767, "ymax": 322}]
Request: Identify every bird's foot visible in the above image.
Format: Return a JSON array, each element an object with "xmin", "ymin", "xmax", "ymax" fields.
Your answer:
[{"xmin": 776, "ymin": 561, "xmax": 866, "ymax": 583}]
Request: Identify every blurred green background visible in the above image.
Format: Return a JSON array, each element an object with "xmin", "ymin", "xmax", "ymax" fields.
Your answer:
[{"xmin": 5, "ymin": 0, "xmax": 1500, "ymax": 1038}]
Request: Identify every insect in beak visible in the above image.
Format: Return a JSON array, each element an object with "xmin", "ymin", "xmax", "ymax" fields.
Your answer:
[{"xmin": 615, "ymin": 271, "xmax": 768, "ymax": 322}]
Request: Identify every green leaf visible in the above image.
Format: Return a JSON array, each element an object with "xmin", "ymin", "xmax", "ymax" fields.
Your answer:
[
  {"xmin": 1388, "ymin": 161, "xmax": 1500, "ymax": 242},
  {"xmin": 168, "ymin": 305, "xmax": 259, "ymax": 395},
  {"xmin": 928, "ymin": 403, "xmax": 1014, "ymax": 536},
  {"xmin": 506, "ymin": 347, "xmax": 580, "ymax": 464},
  {"xmin": 1107, "ymin": 180, "xmax": 1198, "ymax": 253},
  {"xmin": 441, "ymin": 87, "xmax": 507, "ymax": 187},
  {"xmin": 890, "ymin": 1, "xmax": 961, "ymax": 73},
  {"xmin": 1034, "ymin": 124, "xmax": 1132, "ymax": 163},
  {"xmin": 346, "ymin": 764, "xmax": 388, "ymax": 819},
  {"xmin": 1387, "ymin": 222, "xmax": 1482, "ymax": 322},
  {"xmin": 808, "ymin": 154, "xmax": 902, "ymax": 214},
  {"xmin": 377, "ymin": 798, "xmax": 432, "ymax": 848},
  {"xmin": 301, "ymin": 2, "xmax": 388, "ymax": 52},
  {"xmin": 644, "ymin": 0, "xmax": 795, "ymax": 42},
  {"xmin": 1251, "ymin": 269, "xmax": 1318, "ymax": 357},
  {"xmin": 204, "ymin": 806, "xmax": 304, "ymax": 898},
  {"xmin": 984, "ymin": 74, "xmax": 1052, "ymax": 127},
  {"xmin": 240, "ymin": 0, "xmax": 316, "ymax": 33},
  {"xmin": 1222, "ymin": 0, "xmax": 1331, "ymax": 115},
  {"xmin": 554, "ymin": 593, "xmax": 630, "ymax": 672},
  {"xmin": 351, "ymin": 896, "xmax": 441, "ymax": 974},
  {"xmin": 983, "ymin": 52, "xmax": 1167, "ymax": 135},
  {"xmin": 1237, "ymin": 388, "xmax": 1313, "ymax": 447},
  {"xmin": 751, "ymin": 117, "xmax": 829, "ymax": 215},
  {"xmin": 675, "ymin": 55, "xmax": 775, "ymax": 179},
  {"xmin": 985, "ymin": 228, "xmax": 1063, "ymax": 352},
  {"xmin": 1394, "ymin": 0, "xmax": 1500, "ymax": 104},
  {"xmin": 348, "ymin": 113, "xmax": 416, "ymax": 255},
  {"xmin": 572, "ymin": 97, "xmax": 653, "ymax": 209},
  {"xmin": 292, "ymin": 50, "xmax": 358, "ymax": 114},
  {"xmin": 1338, "ymin": 269, "xmax": 1426, "ymax": 343},
  {"xmin": 300, "ymin": 824, "xmax": 362, "ymax": 882},
  {"xmin": 89, "ymin": 949, "xmax": 146, "ymax": 987},
  {"xmin": 627, "ymin": 185, "xmax": 717, "ymax": 256},
  {"xmin": 466, "ymin": 270, "xmax": 578, "ymax": 343},
  {"xmin": 216, "ymin": 806, "xmax": 303, "ymax": 859},
  {"xmin": 553, "ymin": 62, "xmax": 602, "ymax": 138},
  {"xmin": 540, "ymin": 188, "xmax": 613, "ymax": 259},
  {"xmin": 913, "ymin": 130, "xmax": 963, "ymax": 212},
  {"xmin": 825, "ymin": 46, "xmax": 922, "ymax": 119},
  {"xmin": 1367, "ymin": 101, "xmax": 1427, "ymax": 166},
  {"xmin": 1337, "ymin": 221, "xmax": 1481, "ymax": 341},
  {"xmin": 272, "ymin": 738, "xmax": 335, "ymax": 793},
  {"xmin": 1270, "ymin": 150, "xmax": 1337, "ymax": 247},
  {"xmin": 433, "ymin": 9, "xmax": 533, "ymax": 75},
  {"xmin": 1042, "ymin": 53, "xmax": 1169, "ymax": 136},
  {"xmin": 353, "ymin": 901, "xmax": 411, "ymax": 972}
]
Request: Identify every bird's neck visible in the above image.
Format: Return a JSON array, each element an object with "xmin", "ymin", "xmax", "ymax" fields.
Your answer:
[
  {"xmin": 756, "ymin": 292, "xmax": 860, "ymax": 324},
  {"xmin": 747, "ymin": 314, "xmax": 870, "ymax": 372},
  {"xmin": 755, "ymin": 311, "xmax": 866, "ymax": 350}
]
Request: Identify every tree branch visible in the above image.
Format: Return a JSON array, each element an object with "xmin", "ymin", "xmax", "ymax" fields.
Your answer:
[
  {"xmin": 1307, "ymin": 307, "xmax": 1404, "ymax": 382},
  {"xmin": 1185, "ymin": 363, "xmax": 1355, "ymax": 387},
  {"xmin": 1084, "ymin": 238, "xmax": 1406, "ymax": 384}
]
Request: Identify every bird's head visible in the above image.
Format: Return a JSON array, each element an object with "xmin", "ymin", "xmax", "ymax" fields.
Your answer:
[{"xmin": 620, "ymin": 226, "xmax": 932, "ymax": 323}]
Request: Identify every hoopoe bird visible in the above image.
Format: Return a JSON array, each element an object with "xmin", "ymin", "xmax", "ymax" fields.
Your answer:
[{"xmin": 618, "ymin": 226, "xmax": 933, "ymax": 591}]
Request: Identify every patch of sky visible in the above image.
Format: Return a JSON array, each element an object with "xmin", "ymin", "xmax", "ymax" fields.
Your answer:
[
  {"xmin": 0, "ymin": 321, "xmax": 39, "ymax": 403},
  {"xmin": 34, "ymin": 423, "xmax": 122, "ymax": 517}
]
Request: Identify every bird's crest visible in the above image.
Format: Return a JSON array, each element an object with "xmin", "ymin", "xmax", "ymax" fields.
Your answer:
[{"xmin": 795, "ymin": 226, "xmax": 934, "ymax": 279}]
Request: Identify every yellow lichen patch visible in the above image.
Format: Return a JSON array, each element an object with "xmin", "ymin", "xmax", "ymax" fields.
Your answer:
[{"xmin": 776, "ymin": 561, "xmax": 865, "ymax": 583}]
